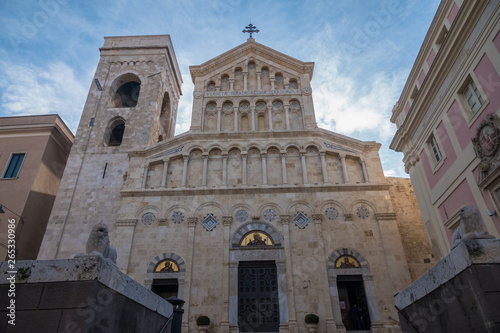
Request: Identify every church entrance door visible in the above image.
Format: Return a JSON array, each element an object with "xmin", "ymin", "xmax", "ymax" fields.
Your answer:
[
  {"xmin": 337, "ymin": 275, "xmax": 371, "ymax": 330},
  {"xmin": 238, "ymin": 261, "xmax": 280, "ymax": 332}
]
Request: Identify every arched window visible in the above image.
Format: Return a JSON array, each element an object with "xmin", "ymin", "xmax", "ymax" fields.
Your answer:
[
  {"xmin": 111, "ymin": 73, "xmax": 141, "ymax": 108},
  {"xmin": 105, "ymin": 118, "xmax": 126, "ymax": 146},
  {"xmin": 207, "ymin": 80, "xmax": 216, "ymax": 91}
]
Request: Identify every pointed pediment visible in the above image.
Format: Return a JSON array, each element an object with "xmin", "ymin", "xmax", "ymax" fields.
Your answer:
[{"xmin": 189, "ymin": 38, "xmax": 314, "ymax": 83}]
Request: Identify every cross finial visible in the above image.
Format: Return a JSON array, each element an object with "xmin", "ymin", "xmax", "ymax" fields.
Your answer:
[{"xmin": 242, "ymin": 23, "xmax": 259, "ymax": 39}]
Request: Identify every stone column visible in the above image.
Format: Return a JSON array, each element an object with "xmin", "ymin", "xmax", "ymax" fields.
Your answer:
[
  {"xmin": 220, "ymin": 216, "xmax": 232, "ymax": 333},
  {"xmin": 233, "ymin": 106, "xmax": 238, "ymax": 131},
  {"xmin": 257, "ymin": 71, "xmax": 261, "ymax": 90},
  {"xmin": 261, "ymin": 153, "xmax": 268, "ymax": 185},
  {"xmin": 161, "ymin": 158, "xmax": 169, "ymax": 188},
  {"xmin": 217, "ymin": 106, "xmax": 222, "ymax": 132},
  {"xmin": 312, "ymin": 215, "xmax": 337, "ymax": 332},
  {"xmin": 222, "ymin": 153, "xmax": 228, "ymax": 187},
  {"xmin": 360, "ymin": 159, "xmax": 369, "ymax": 183},
  {"xmin": 281, "ymin": 153, "xmax": 287, "ymax": 184},
  {"xmin": 328, "ymin": 275, "xmax": 345, "ymax": 331},
  {"xmin": 142, "ymin": 165, "xmax": 149, "ymax": 189},
  {"xmin": 202, "ymin": 153, "xmax": 208, "ymax": 187},
  {"xmin": 229, "ymin": 78, "xmax": 234, "ymax": 91},
  {"xmin": 115, "ymin": 219, "xmax": 138, "ymax": 274},
  {"xmin": 300, "ymin": 153, "xmax": 308, "ymax": 184},
  {"xmin": 270, "ymin": 77, "xmax": 275, "ymax": 90},
  {"xmin": 243, "ymin": 72, "xmax": 248, "ymax": 91},
  {"xmin": 362, "ymin": 274, "xmax": 382, "ymax": 328},
  {"xmin": 181, "ymin": 155, "xmax": 189, "ymax": 187},
  {"xmin": 251, "ymin": 106, "xmax": 256, "ymax": 131},
  {"xmin": 284, "ymin": 105, "xmax": 290, "ymax": 130},
  {"xmin": 320, "ymin": 152, "xmax": 329, "ymax": 184},
  {"xmin": 339, "ymin": 154, "xmax": 349, "ymax": 183},
  {"xmin": 276, "ymin": 260, "xmax": 290, "ymax": 328},
  {"xmin": 242, "ymin": 153, "xmax": 247, "ymax": 186},
  {"xmin": 267, "ymin": 105, "xmax": 273, "ymax": 131},
  {"xmin": 280, "ymin": 215, "xmax": 297, "ymax": 333},
  {"xmin": 228, "ymin": 262, "xmax": 239, "ymax": 330},
  {"xmin": 182, "ymin": 217, "xmax": 198, "ymax": 332}
]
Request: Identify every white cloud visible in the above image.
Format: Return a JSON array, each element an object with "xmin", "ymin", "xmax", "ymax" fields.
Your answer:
[{"xmin": 0, "ymin": 60, "xmax": 87, "ymax": 133}]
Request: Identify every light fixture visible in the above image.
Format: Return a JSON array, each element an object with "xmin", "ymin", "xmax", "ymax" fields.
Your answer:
[{"xmin": 94, "ymin": 78, "xmax": 102, "ymax": 91}]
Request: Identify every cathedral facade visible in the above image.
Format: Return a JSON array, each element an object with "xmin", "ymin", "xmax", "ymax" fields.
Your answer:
[{"xmin": 38, "ymin": 35, "xmax": 432, "ymax": 333}]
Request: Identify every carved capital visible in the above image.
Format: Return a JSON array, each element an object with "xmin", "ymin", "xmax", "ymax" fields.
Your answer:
[
  {"xmin": 280, "ymin": 215, "xmax": 291, "ymax": 224},
  {"xmin": 312, "ymin": 214, "xmax": 323, "ymax": 224},
  {"xmin": 187, "ymin": 217, "xmax": 198, "ymax": 227},
  {"xmin": 222, "ymin": 216, "xmax": 233, "ymax": 226},
  {"xmin": 344, "ymin": 214, "xmax": 353, "ymax": 222}
]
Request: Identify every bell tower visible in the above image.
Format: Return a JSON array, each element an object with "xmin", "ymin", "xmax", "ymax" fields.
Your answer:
[{"xmin": 38, "ymin": 35, "xmax": 182, "ymax": 259}]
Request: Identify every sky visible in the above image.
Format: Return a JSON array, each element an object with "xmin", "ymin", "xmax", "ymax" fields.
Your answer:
[{"xmin": 0, "ymin": 0, "xmax": 441, "ymax": 178}]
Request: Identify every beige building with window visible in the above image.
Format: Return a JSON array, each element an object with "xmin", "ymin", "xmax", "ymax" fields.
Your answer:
[
  {"xmin": 38, "ymin": 35, "xmax": 433, "ymax": 333},
  {"xmin": 390, "ymin": 0, "xmax": 500, "ymax": 260},
  {"xmin": 0, "ymin": 115, "xmax": 73, "ymax": 260}
]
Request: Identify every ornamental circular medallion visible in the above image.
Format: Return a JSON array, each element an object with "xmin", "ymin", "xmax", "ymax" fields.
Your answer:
[
  {"xmin": 290, "ymin": 101, "xmax": 299, "ymax": 109},
  {"xmin": 235, "ymin": 209, "xmax": 249, "ymax": 222},
  {"xmin": 240, "ymin": 103, "xmax": 248, "ymax": 110},
  {"xmin": 273, "ymin": 102, "xmax": 282, "ymax": 109},
  {"xmin": 302, "ymin": 86, "xmax": 312, "ymax": 94},
  {"xmin": 207, "ymin": 104, "xmax": 215, "ymax": 111},
  {"xmin": 194, "ymin": 91, "xmax": 203, "ymax": 99},
  {"xmin": 325, "ymin": 207, "xmax": 339, "ymax": 220},
  {"xmin": 478, "ymin": 124, "xmax": 499, "ymax": 157},
  {"xmin": 356, "ymin": 207, "xmax": 370, "ymax": 219},
  {"xmin": 171, "ymin": 211, "xmax": 185, "ymax": 224},
  {"xmin": 142, "ymin": 212, "xmax": 156, "ymax": 225},
  {"xmin": 224, "ymin": 104, "xmax": 232, "ymax": 111},
  {"xmin": 256, "ymin": 103, "xmax": 266, "ymax": 110},
  {"xmin": 263, "ymin": 209, "xmax": 277, "ymax": 222}
]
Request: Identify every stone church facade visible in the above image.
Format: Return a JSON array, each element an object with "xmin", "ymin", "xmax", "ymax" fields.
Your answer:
[{"xmin": 38, "ymin": 35, "xmax": 433, "ymax": 333}]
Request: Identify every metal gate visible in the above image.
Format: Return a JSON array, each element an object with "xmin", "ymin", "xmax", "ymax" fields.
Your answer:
[{"xmin": 238, "ymin": 261, "xmax": 279, "ymax": 332}]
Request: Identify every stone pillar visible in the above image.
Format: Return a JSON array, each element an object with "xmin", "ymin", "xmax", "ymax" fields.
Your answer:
[
  {"xmin": 362, "ymin": 274, "xmax": 382, "ymax": 328},
  {"xmin": 257, "ymin": 71, "xmax": 261, "ymax": 90},
  {"xmin": 261, "ymin": 153, "xmax": 268, "ymax": 185},
  {"xmin": 280, "ymin": 215, "xmax": 297, "ymax": 333},
  {"xmin": 312, "ymin": 215, "xmax": 337, "ymax": 332},
  {"xmin": 360, "ymin": 159, "xmax": 369, "ymax": 183},
  {"xmin": 300, "ymin": 153, "xmax": 308, "ymax": 184},
  {"xmin": 202, "ymin": 153, "xmax": 208, "ymax": 187},
  {"xmin": 233, "ymin": 106, "xmax": 238, "ymax": 132},
  {"xmin": 251, "ymin": 106, "xmax": 256, "ymax": 131},
  {"xmin": 267, "ymin": 105, "xmax": 273, "ymax": 131},
  {"xmin": 222, "ymin": 153, "xmax": 228, "ymax": 187},
  {"xmin": 182, "ymin": 217, "xmax": 198, "ymax": 332},
  {"xmin": 320, "ymin": 152, "xmax": 329, "ymax": 184},
  {"xmin": 220, "ymin": 216, "xmax": 232, "ymax": 333},
  {"xmin": 328, "ymin": 275, "xmax": 344, "ymax": 331},
  {"xmin": 339, "ymin": 154, "xmax": 349, "ymax": 183},
  {"xmin": 229, "ymin": 78, "xmax": 234, "ymax": 91},
  {"xmin": 284, "ymin": 105, "xmax": 290, "ymax": 130},
  {"xmin": 114, "ymin": 219, "xmax": 138, "ymax": 274},
  {"xmin": 161, "ymin": 158, "xmax": 169, "ymax": 188},
  {"xmin": 217, "ymin": 106, "xmax": 222, "ymax": 132},
  {"xmin": 142, "ymin": 165, "xmax": 149, "ymax": 189},
  {"xmin": 181, "ymin": 155, "xmax": 189, "ymax": 187},
  {"xmin": 243, "ymin": 72, "xmax": 248, "ymax": 91},
  {"xmin": 271, "ymin": 77, "xmax": 275, "ymax": 90},
  {"xmin": 281, "ymin": 153, "xmax": 287, "ymax": 185},
  {"xmin": 228, "ymin": 262, "xmax": 239, "ymax": 330},
  {"xmin": 276, "ymin": 260, "xmax": 290, "ymax": 329},
  {"xmin": 242, "ymin": 153, "xmax": 248, "ymax": 186}
]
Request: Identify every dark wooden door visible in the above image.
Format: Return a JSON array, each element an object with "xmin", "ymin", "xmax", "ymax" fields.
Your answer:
[{"xmin": 238, "ymin": 261, "xmax": 279, "ymax": 332}]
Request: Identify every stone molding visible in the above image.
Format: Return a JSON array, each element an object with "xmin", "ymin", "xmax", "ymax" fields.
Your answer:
[
  {"xmin": 375, "ymin": 213, "xmax": 397, "ymax": 221},
  {"xmin": 115, "ymin": 219, "xmax": 138, "ymax": 227}
]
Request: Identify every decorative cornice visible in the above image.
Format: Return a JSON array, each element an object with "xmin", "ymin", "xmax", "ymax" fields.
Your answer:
[
  {"xmin": 115, "ymin": 219, "xmax": 138, "ymax": 227},
  {"xmin": 375, "ymin": 213, "xmax": 397, "ymax": 221}
]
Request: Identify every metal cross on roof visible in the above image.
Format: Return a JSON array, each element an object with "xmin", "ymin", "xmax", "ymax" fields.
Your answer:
[{"xmin": 242, "ymin": 23, "xmax": 259, "ymax": 38}]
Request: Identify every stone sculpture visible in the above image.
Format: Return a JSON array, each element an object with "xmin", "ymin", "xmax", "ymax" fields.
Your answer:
[
  {"xmin": 77, "ymin": 223, "xmax": 117, "ymax": 263},
  {"xmin": 451, "ymin": 205, "xmax": 495, "ymax": 250}
]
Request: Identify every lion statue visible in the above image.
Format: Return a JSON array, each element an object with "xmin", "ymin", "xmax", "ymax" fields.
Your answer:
[
  {"xmin": 451, "ymin": 205, "xmax": 495, "ymax": 250},
  {"xmin": 76, "ymin": 223, "xmax": 117, "ymax": 263}
]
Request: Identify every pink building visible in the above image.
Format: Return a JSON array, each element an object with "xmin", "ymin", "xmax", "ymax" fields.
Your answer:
[{"xmin": 390, "ymin": 0, "xmax": 500, "ymax": 259}]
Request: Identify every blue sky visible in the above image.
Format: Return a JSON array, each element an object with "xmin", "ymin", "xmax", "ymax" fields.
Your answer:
[{"xmin": 0, "ymin": 0, "xmax": 440, "ymax": 177}]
